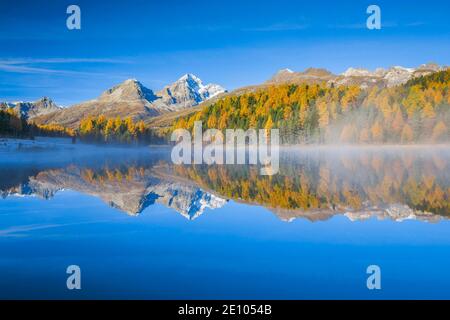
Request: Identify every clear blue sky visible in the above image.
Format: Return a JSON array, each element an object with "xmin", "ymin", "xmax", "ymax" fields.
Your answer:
[{"xmin": 0, "ymin": 0, "xmax": 449, "ymax": 105}]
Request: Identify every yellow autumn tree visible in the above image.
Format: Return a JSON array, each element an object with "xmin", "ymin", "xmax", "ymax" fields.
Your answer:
[
  {"xmin": 359, "ymin": 128, "xmax": 370, "ymax": 143},
  {"xmin": 283, "ymin": 105, "xmax": 293, "ymax": 120},
  {"xmin": 218, "ymin": 111, "xmax": 228, "ymax": 130},
  {"xmin": 136, "ymin": 120, "xmax": 146, "ymax": 134},
  {"xmin": 207, "ymin": 114, "xmax": 217, "ymax": 128},
  {"xmin": 401, "ymin": 124, "xmax": 414, "ymax": 143},
  {"xmin": 340, "ymin": 85, "xmax": 360, "ymax": 112},
  {"xmin": 104, "ymin": 118, "xmax": 115, "ymax": 138},
  {"xmin": 431, "ymin": 121, "xmax": 447, "ymax": 142},
  {"xmin": 125, "ymin": 117, "xmax": 136, "ymax": 136},
  {"xmin": 340, "ymin": 124, "xmax": 355, "ymax": 143},
  {"xmin": 422, "ymin": 102, "xmax": 436, "ymax": 119},
  {"xmin": 265, "ymin": 115, "xmax": 274, "ymax": 137},
  {"xmin": 80, "ymin": 117, "xmax": 94, "ymax": 135},
  {"xmin": 371, "ymin": 121, "xmax": 383, "ymax": 143},
  {"xmin": 391, "ymin": 110, "xmax": 404, "ymax": 134},
  {"xmin": 317, "ymin": 100, "xmax": 329, "ymax": 128},
  {"xmin": 114, "ymin": 116, "xmax": 123, "ymax": 134}
]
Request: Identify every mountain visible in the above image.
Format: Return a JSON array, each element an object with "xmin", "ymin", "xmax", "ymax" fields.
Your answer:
[
  {"xmin": 155, "ymin": 73, "xmax": 225, "ymax": 111},
  {"xmin": 332, "ymin": 63, "xmax": 444, "ymax": 88},
  {"xmin": 0, "ymin": 97, "xmax": 61, "ymax": 119},
  {"xmin": 32, "ymin": 75, "xmax": 225, "ymax": 128},
  {"xmin": 148, "ymin": 63, "xmax": 447, "ymax": 133},
  {"xmin": 267, "ymin": 67, "xmax": 335, "ymax": 84},
  {"xmin": 18, "ymin": 63, "xmax": 447, "ymax": 133},
  {"xmin": 173, "ymin": 68, "xmax": 450, "ymax": 144},
  {"xmin": 99, "ymin": 78, "xmax": 157, "ymax": 102},
  {"xmin": 266, "ymin": 63, "xmax": 445, "ymax": 89},
  {"xmin": 30, "ymin": 79, "xmax": 159, "ymax": 128}
]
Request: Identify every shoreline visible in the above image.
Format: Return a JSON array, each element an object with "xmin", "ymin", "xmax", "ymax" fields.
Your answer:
[{"xmin": 2, "ymin": 136, "xmax": 450, "ymax": 151}]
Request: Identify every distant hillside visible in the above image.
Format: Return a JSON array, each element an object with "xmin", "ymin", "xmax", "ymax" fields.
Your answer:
[
  {"xmin": 266, "ymin": 63, "xmax": 444, "ymax": 89},
  {"xmin": 173, "ymin": 69, "xmax": 450, "ymax": 144},
  {"xmin": 8, "ymin": 63, "xmax": 449, "ymax": 145},
  {"xmin": 32, "ymin": 75, "xmax": 225, "ymax": 129},
  {"xmin": 0, "ymin": 97, "xmax": 61, "ymax": 120}
]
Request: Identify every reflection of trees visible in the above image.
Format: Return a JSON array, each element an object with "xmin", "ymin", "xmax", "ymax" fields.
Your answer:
[
  {"xmin": 81, "ymin": 166, "xmax": 148, "ymax": 186},
  {"xmin": 172, "ymin": 150, "xmax": 450, "ymax": 216},
  {"xmin": 1, "ymin": 150, "xmax": 449, "ymax": 217}
]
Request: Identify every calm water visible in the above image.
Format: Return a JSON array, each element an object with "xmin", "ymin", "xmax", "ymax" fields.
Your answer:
[{"xmin": 0, "ymin": 144, "xmax": 449, "ymax": 299}]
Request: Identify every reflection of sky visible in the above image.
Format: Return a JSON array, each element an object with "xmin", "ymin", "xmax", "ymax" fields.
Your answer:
[{"xmin": 1, "ymin": 190, "xmax": 449, "ymax": 299}]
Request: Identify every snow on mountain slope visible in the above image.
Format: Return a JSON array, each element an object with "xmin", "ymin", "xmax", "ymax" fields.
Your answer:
[{"xmin": 156, "ymin": 73, "xmax": 226, "ymax": 110}]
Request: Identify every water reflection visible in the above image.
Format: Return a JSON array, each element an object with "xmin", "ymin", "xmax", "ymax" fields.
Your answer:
[{"xmin": 1, "ymin": 146, "xmax": 449, "ymax": 222}]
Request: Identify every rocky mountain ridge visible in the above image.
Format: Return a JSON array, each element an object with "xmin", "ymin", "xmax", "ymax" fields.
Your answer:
[
  {"xmin": 0, "ymin": 97, "xmax": 61, "ymax": 119},
  {"xmin": 5, "ymin": 63, "xmax": 447, "ymax": 129},
  {"xmin": 267, "ymin": 63, "xmax": 446, "ymax": 89},
  {"xmin": 30, "ymin": 74, "xmax": 225, "ymax": 128}
]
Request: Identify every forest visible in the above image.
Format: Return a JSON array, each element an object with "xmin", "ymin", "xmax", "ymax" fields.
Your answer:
[
  {"xmin": 2, "ymin": 69, "xmax": 450, "ymax": 145},
  {"xmin": 78, "ymin": 115, "xmax": 165, "ymax": 144},
  {"xmin": 0, "ymin": 109, "xmax": 77, "ymax": 139},
  {"xmin": 0, "ymin": 109, "xmax": 32, "ymax": 138},
  {"xmin": 0, "ymin": 109, "xmax": 165, "ymax": 144},
  {"xmin": 174, "ymin": 70, "xmax": 450, "ymax": 144}
]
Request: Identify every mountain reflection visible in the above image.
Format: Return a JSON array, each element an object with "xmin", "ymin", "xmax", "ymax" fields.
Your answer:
[{"xmin": 1, "ymin": 147, "xmax": 449, "ymax": 222}]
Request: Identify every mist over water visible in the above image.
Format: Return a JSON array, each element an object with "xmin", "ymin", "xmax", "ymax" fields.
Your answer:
[{"xmin": 0, "ymin": 143, "xmax": 449, "ymax": 298}]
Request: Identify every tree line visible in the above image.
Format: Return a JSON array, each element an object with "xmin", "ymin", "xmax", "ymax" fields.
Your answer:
[
  {"xmin": 173, "ymin": 70, "xmax": 450, "ymax": 144},
  {"xmin": 78, "ymin": 115, "xmax": 165, "ymax": 144},
  {"xmin": 1, "ymin": 108, "xmax": 77, "ymax": 138},
  {"xmin": 172, "ymin": 154, "xmax": 449, "ymax": 216},
  {"xmin": 1, "ymin": 109, "xmax": 165, "ymax": 145},
  {"xmin": 0, "ymin": 109, "xmax": 32, "ymax": 137},
  {"xmin": 2, "ymin": 70, "xmax": 449, "ymax": 145}
]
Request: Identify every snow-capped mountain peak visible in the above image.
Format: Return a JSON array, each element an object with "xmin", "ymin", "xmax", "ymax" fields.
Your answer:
[
  {"xmin": 175, "ymin": 73, "xmax": 204, "ymax": 94},
  {"xmin": 31, "ymin": 74, "xmax": 227, "ymax": 127},
  {"xmin": 179, "ymin": 73, "xmax": 202, "ymax": 83},
  {"xmin": 156, "ymin": 74, "xmax": 226, "ymax": 110},
  {"xmin": 279, "ymin": 68, "xmax": 294, "ymax": 74}
]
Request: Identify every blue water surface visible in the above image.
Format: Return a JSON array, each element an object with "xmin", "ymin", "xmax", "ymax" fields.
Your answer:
[{"xmin": 0, "ymin": 146, "xmax": 449, "ymax": 299}]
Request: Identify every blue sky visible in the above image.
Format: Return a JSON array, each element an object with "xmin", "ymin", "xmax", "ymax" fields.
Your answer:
[{"xmin": 0, "ymin": 0, "xmax": 449, "ymax": 105}]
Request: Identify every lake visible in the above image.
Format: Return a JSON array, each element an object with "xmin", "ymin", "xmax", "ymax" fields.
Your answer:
[{"xmin": 0, "ymin": 144, "xmax": 449, "ymax": 299}]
